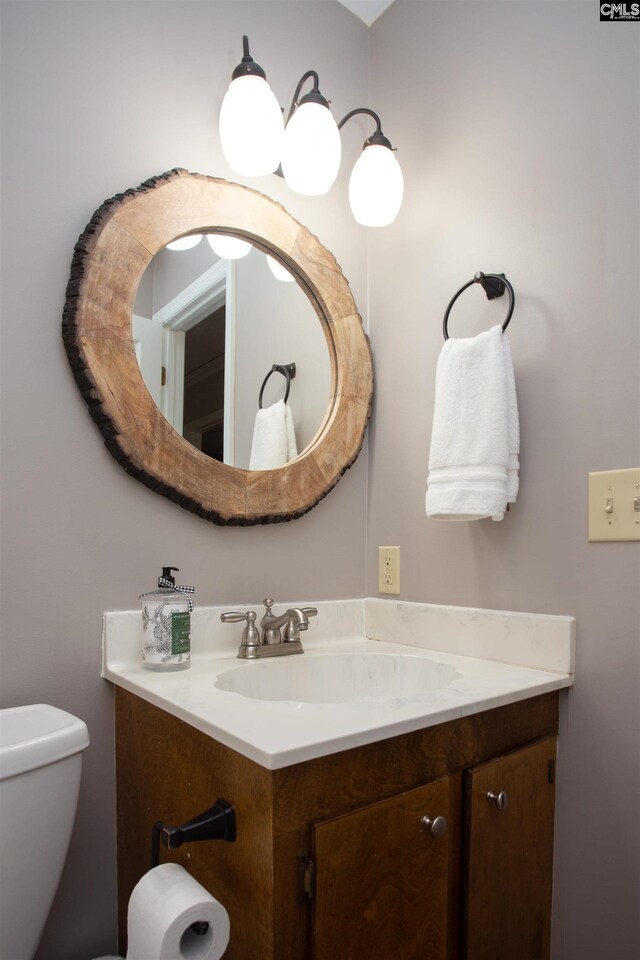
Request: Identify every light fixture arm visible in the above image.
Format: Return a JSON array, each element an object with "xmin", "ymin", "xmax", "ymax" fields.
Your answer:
[
  {"xmin": 286, "ymin": 70, "xmax": 329, "ymax": 122},
  {"xmin": 338, "ymin": 108, "xmax": 395, "ymax": 151}
]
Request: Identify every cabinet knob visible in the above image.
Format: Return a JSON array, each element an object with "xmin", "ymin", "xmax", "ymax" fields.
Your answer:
[
  {"xmin": 487, "ymin": 790, "xmax": 509, "ymax": 811},
  {"xmin": 421, "ymin": 814, "xmax": 447, "ymax": 837}
]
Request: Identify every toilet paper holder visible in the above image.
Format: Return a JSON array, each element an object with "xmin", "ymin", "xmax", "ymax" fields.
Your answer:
[{"xmin": 151, "ymin": 797, "xmax": 237, "ymax": 869}]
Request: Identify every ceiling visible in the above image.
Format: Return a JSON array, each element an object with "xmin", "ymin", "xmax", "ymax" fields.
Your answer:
[{"xmin": 337, "ymin": 0, "xmax": 396, "ymax": 26}]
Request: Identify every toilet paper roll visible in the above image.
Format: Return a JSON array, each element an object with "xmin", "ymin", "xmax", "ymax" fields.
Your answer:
[{"xmin": 126, "ymin": 863, "xmax": 230, "ymax": 960}]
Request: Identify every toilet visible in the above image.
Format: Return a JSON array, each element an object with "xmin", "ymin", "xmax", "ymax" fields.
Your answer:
[{"xmin": 0, "ymin": 703, "xmax": 90, "ymax": 960}]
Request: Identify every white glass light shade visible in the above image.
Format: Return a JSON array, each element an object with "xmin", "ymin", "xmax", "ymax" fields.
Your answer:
[
  {"xmin": 281, "ymin": 102, "xmax": 342, "ymax": 196},
  {"xmin": 266, "ymin": 254, "xmax": 296, "ymax": 283},
  {"xmin": 206, "ymin": 234, "xmax": 252, "ymax": 260},
  {"xmin": 219, "ymin": 75, "xmax": 284, "ymax": 176},
  {"xmin": 348, "ymin": 144, "xmax": 404, "ymax": 227},
  {"xmin": 166, "ymin": 234, "xmax": 203, "ymax": 251}
]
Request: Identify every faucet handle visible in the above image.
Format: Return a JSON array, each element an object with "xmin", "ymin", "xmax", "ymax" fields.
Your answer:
[
  {"xmin": 221, "ymin": 610, "xmax": 260, "ymax": 653},
  {"xmin": 221, "ymin": 610, "xmax": 254, "ymax": 624},
  {"xmin": 301, "ymin": 607, "xmax": 318, "ymax": 618}
]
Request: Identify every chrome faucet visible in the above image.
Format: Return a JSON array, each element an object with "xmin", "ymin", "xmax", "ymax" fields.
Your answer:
[
  {"xmin": 221, "ymin": 598, "xmax": 318, "ymax": 659},
  {"xmin": 260, "ymin": 598, "xmax": 318, "ymax": 644}
]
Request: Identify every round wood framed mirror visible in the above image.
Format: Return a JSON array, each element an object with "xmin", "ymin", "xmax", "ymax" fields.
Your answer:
[{"xmin": 62, "ymin": 170, "xmax": 373, "ymax": 524}]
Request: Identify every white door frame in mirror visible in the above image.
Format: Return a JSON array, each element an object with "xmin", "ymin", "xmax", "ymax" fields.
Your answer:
[{"xmin": 150, "ymin": 258, "xmax": 237, "ymax": 466}]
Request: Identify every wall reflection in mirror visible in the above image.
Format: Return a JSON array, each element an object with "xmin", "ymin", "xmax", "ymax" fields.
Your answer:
[{"xmin": 133, "ymin": 235, "xmax": 331, "ymax": 471}]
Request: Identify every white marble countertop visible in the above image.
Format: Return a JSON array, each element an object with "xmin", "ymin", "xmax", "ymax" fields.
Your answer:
[{"xmin": 103, "ymin": 599, "xmax": 575, "ymax": 770}]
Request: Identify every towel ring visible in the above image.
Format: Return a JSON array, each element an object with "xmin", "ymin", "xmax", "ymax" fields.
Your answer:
[
  {"xmin": 442, "ymin": 272, "xmax": 515, "ymax": 340},
  {"xmin": 258, "ymin": 363, "xmax": 296, "ymax": 409}
]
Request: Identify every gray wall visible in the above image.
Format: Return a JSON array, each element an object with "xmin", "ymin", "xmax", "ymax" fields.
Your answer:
[
  {"xmin": 367, "ymin": 2, "xmax": 639, "ymax": 958},
  {"xmin": 234, "ymin": 250, "xmax": 331, "ymax": 467},
  {"xmin": 1, "ymin": 2, "xmax": 639, "ymax": 959},
  {"xmin": 0, "ymin": 3, "xmax": 368, "ymax": 958}
]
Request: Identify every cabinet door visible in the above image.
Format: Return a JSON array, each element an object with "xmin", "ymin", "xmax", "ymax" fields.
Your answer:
[
  {"xmin": 463, "ymin": 736, "xmax": 557, "ymax": 960},
  {"xmin": 312, "ymin": 777, "xmax": 450, "ymax": 960}
]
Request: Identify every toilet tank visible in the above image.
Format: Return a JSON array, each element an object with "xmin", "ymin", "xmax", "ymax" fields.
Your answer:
[{"xmin": 0, "ymin": 704, "xmax": 90, "ymax": 960}]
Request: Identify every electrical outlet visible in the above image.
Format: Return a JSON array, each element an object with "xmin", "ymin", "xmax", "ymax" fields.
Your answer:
[{"xmin": 378, "ymin": 546, "xmax": 400, "ymax": 595}]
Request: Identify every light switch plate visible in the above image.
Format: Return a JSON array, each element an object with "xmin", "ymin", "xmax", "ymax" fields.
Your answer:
[{"xmin": 588, "ymin": 468, "xmax": 640, "ymax": 542}]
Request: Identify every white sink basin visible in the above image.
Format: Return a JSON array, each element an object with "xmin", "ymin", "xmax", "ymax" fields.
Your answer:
[{"xmin": 214, "ymin": 652, "xmax": 460, "ymax": 704}]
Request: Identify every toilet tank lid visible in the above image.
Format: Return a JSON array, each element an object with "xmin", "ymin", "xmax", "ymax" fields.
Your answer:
[{"xmin": 0, "ymin": 704, "xmax": 90, "ymax": 780}]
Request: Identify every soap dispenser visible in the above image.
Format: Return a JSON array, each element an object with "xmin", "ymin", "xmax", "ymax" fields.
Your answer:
[{"xmin": 140, "ymin": 566, "xmax": 194, "ymax": 671}]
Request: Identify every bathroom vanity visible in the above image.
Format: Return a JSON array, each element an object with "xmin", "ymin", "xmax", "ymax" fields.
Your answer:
[{"xmin": 105, "ymin": 599, "xmax": 574, "ymax": 960}]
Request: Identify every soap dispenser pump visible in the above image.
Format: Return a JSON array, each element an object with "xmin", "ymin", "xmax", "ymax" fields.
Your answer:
[{"xmin": 140, "ymin": 566, "xmax": 194, "ymax": 671}]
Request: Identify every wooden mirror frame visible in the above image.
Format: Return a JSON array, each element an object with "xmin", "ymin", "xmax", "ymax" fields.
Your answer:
[{"xmin": 62, "ymin": 170, "xmax": 373, "ymax": 525}]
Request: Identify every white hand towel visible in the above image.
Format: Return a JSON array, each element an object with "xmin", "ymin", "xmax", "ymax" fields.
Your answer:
[
  {"xmin": 425, "ymin": 324, "xmax": 519, "ymax": 521},
  {"xmin": 503, "ymin": 332, "xmax": 520, "ymax": 502},
  {"xmin": 284, "ymin": 402, "xmax": 298, "ymax": 462},
  {"xmin": 249, "ymin": 399, "xmax": 298, "ymax": 470}
]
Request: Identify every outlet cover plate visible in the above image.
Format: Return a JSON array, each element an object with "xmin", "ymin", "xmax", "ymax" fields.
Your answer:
[{"xmin": 378, "ymin": 546, "xmax": 400, "ymax": 595}]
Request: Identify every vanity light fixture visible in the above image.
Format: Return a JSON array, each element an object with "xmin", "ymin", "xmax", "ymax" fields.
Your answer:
[
  {"xmin": 281, "ymin": 71, "xmax": 342, "ymax": 196},
  {"xmin": 165, "ymin": 232, "xmax": 289, "ymax": 281},
  {"xmin": 219, "ymin": 36, "xmax": 285, "ymax": 176},
  {"xmin": 219, "ymin": 36, "xmax": 403, "ymax": 226},
  {"xmin": 266, "ymin": 254, "xmax": 296, "ymax": 283},
  {"xmin": 163, "ymin": 233, "xmax": 251, "ymax": 259},
  {"xmin": 341, "ymin": 108, "xmax": 404, "ymax": 227},
  {"xmin": 206, "ymin": 234, "xmax": 252, "ymax": 259},
  {"xmin": 166, "ymin": 235, "xmax": 203, "ymax": 251}
]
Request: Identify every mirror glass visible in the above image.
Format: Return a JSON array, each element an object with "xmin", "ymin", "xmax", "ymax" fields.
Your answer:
[{"xmin": 133, "ymin": 234, "xmax": 331, "ymax": 471}]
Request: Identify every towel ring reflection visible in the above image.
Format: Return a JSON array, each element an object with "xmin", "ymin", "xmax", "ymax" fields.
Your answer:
[
  {"xmin": 442, "ymin": 272, "xmax": 515, "ymax": 341},
  {"xmin": 258, "ymin": 363, "xmax": 296, "ymax": 409}
]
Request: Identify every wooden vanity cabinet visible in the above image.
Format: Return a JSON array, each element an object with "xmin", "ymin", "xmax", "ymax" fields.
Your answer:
[{"xmin": 115, "ymin": 688, "xmax": 559, "ymax": 960}]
